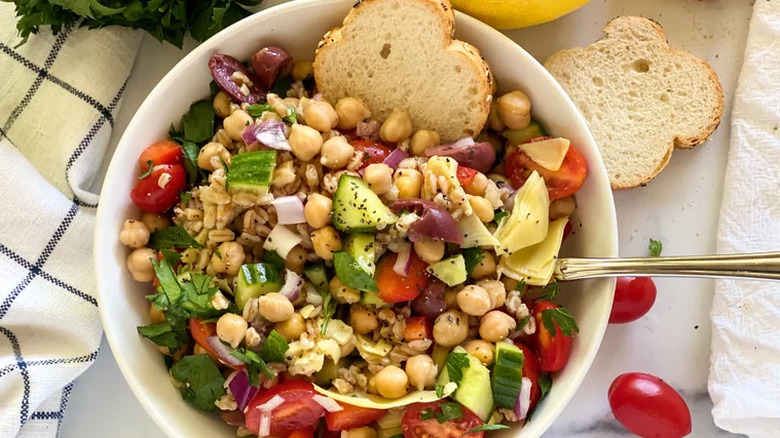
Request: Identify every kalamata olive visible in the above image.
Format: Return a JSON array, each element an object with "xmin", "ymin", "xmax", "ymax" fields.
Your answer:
[
  {"xmin": 412, "ymin": 280, "xmax": 447, "ymax": 319},
  {"xmin": 425, "ymin": 141, "xmax": 496, "ymax": 173},
  {"xmin": 209, "ymin": 53, "xmax": 264, "ymax": 104},
  {"xmin": 251, "ymin": 46, "xmax": 293, "ymax": 90},
  {"xmin": 391, "ymin": 199, "xmax": 463, "ymax": 244}
]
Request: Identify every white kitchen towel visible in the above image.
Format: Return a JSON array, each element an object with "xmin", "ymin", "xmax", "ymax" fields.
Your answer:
[
  {"xmin": 0, "ymin": 4, "xmax": 141, "ymax": 437},
  {"xmin": 710, "ymin": 1, "xmax": 780, "ymax": 437}
]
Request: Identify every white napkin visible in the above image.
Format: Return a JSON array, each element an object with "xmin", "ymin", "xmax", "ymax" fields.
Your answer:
[
  {"xmin": 0, "ymin": 4, "xmax": 141, "ymax": 437},
  {"xmin": 710, "ymin": 1, "xmax": 780, "ymax": 437}
]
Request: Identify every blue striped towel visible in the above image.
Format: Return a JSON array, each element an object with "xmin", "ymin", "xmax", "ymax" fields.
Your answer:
[{"xmin": 0, "ymin": 4, "xmax": 141, "ymax": 436}]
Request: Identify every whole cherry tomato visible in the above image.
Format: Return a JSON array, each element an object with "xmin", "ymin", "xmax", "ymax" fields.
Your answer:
[
  {"xmin": 532, "ymin": 301, "xmax": 574, "ymax": 372},
  {"xmin": 608, "ymin": 372, "xmax": 692, "ymax": 438},
  {"xmin": 130, "ymin": 164, "xmax": 187, "ymax": 213},
  {"xmin": 609, "ymin": 277, "xmax": 657, "ymax": 324},
  {"xmin": 505, "ymin": 137, "xmax": 587, "ymax": 200}
]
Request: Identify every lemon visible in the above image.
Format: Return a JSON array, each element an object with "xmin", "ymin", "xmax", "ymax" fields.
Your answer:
[{"xmin": 451, "ymin": 0, "xmax": 591, "ymax": 29}]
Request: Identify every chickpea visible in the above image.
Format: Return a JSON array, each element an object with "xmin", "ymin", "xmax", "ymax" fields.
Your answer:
[
  {"xmin": 456, "ymin": 285, "xmax": 491, "ymax": 316},
  {"xmin": 329, "ymin": 277, "xmax": 361, "ymax": 304},
  {"xmin": 549, "ymin": 196, "xmax": 576, "ymax": 220},
  {"xmin": 502, "ymin": 276, "xmax": 524, "ymax": 295},
  {"xmin": 350, "ymin": 304, "xmax": 379, "ymax": 335},
  {"xmin": 304, "ymin": 193, "xmax": 333, "ymax": 229},
  {"xmin": 345, "ymin": 426, "xmax": 376, "ymax": 438},
  {"xmin": 373, "ymin": 365, "xmax": 408, "ymax": 399},
  {"xmin": 289, "ymin": 124, "xmax": 323, "ymax": 162},
  {"xmin": 141, "ymin": 212, "xmax": 170, "ymax": 232},
  {"xmin": 284, "ymin": 245, "xmax": 307, "ymax": 275},
  {"xmin": 257, "ymin": 292, "xmax": 295, "ymax": 322},
  {"xmin": 127, "ymin": 248, "xmax": 156, "ymax": 282},
  {"xmin": 410, "ymin": 130, "xmax": 440, "ymax": 157},
  {"xmin": 274, "ymin": 313, "xmax": 306, "ymax": 341},
  {"xmin": 213, "ymin": 91, "xmax": 232, "ymax": 119},
  {"xmin": 304, "ymin": 100, "xmax": 338, "ymax": 132},
  {"xmin": 464, "ymin": 172, "xmax": 488, "ymax": 196},
  {"xmin": 464, "ymin": 339, "xmax": 494, "ymax": 365},
  {"xmin": 223, "ymin": 109, "xmax": 253, "ymax": 141},
  {"xmin": 149, "ymin": 303, "xmax": 166, "ymax": 324},
  {"xmin": 433, "ymin": 310, "xmax": 469, "ymax": 347},
  {"xmin": 362, "ymin": 163, "xmax": 393, "ymax": 195},
  {"xmin": 394, "ymin": 168, "xmax": 423, "ymax": 199},
  {"xmin": 311, "ymin": 225, "xmax": 342, "ymax": 260},
  {"xmin": 211, "ymin": 242, "xmax": 245, "ymax": 276},
  {"xmin": 469, "ymin": 196, "xmax": 494, "ymax": 223},
  {"xmin": 216, "ymin": 313, "xmax": 248, "ymax": 348},
  {"xmin": 477, "ymin": 279, "xmax": 506, "ymax": 309},
  {"xmin": 479, "ymin": 311, "xmax": 516, "ymax": 342},
  {"xmin": 380, "ymin": 109, "xmax": 413, "ymax": 143},
  {"xmin": 336, "ymin": 97, "xmax": 371, "ymax": 130},
  {"xmin": 487, "ymin": 100, "xmax": 506, "ymax": 131},
  {"xmin": 413, "ymin": 239, "xmax": 445, "ymax": 264},
  {"xmin": 470, "ymin": 252, "xmax": 496, "ymax": 280},
  {"xmin": 292, "ymin": 60, "xmax": 313, "ymax": 81},
  {"xmin": 405, "ymin": 354, "xmax": 437, "ymax": 391},
  {"xmin": 197, "ymin": 142, "xmax": 232, "ymax": 171},
  {"xmin": 497, "ymin": 90, "xmax": 531, "ymax": 130},
  {"xmin": 320, "ymin": 136, "xmax": 355, "ymax": 169},
  {"xmin": 119, "ymin": 219, "xmax": 150, "ymax": 249}
]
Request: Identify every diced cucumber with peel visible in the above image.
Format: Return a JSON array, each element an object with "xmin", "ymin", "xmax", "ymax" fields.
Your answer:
[
  {"xmin": 226, "ymin": 150, "xmax": 276, "ymax": 194},
  {"xmin": 235, "ymin": 263, "xmax": 283, "ymax": 310},
  {"xmin": 346, "ymin": 233, "xmax": 376, "ymax": 275},
  {"xmin": 437, "ymin": 346, "xmax": 494, "ymax": 421},
  {"xmin": 492, "ymin": 342, "xmax": 524, "ymax": 409},
  {"xmin": 426, "ymin": 255, "xmax": 467, "ymax": 286},
  {"xmin": 361, "ymin": 290, "xmax": 390, "ymax": 307},
  {"xmin": 332, "ymin": 174, "xmax": 397, "ymax": 233}
]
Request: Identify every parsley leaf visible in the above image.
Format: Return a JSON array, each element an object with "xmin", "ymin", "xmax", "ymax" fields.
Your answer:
[
  {"xmin": 539, "ymin": 281, "xmax": 560, "ymax": 301},
  {"xmin": 271, "ymin": 75, "xmax": 293, "ymax": 96},
  {"xmin": 649, "ymin": 238, "xmax": 663, "ymax": 257},
  {"xmin": 246, "ymin": 104, "xmax": 275, "ymax": 117},
  {"xmin": 538, "ymin": 374, "xmax": 552, "ymax": 401},
  {"xmin": 462, "ymin": 248, "xmax": 485, "ymax": 276},
  {"xmin": 493, "ymin": 209, "xmax": 509, "ymax": 225},
  {"xmin": 170, "ymin": 355, "xmax": 225, "ymax": 411},
  {"xmin": 263, "ymin": 250, "xmax": 286, "ymax": 272},
  {"xmin": 518, "ymin": 315, "xmax": 532, "ymax": 330},
  {"xmin": 144, "ymin": 259, "xmax": 224, "ymax": 320},
  {"xmin": 320, "ymin": 291, "xmax": 337, "ymax": 336},
  {"xmin": 137, "ymin": 321, "xmax": 183, "ymax": 349},
  {"xmin": 182, "ymin": 100, "xmax": 215, "ymax": 143},
  {"xmin": 435, "ymin": 383, "xmax": 445, "ymax": 398},
  {"xmin": 464, "ymin": 424, "xmax": 510, "ymax": 435},
  {"xmin": 444, "ymin": 352, "xmax": 471, "ymax": 385},
  {"xmin": 231, "ymin": 347, "xmax": 275, "ymax": 387},
  {"xmin": 260, "ymin": 330, "xmax": 289, "ymax": 363},
  {"xmin": 333, "ymin": 252, "xmax": 378, "ymax": 293},
  {"xmin": 436, "ymin": 402, "xmax": 462, "ymax": 423},
  {"xmin": 282, "ymin": 106, "xmax": 297, "ymax": 124},
  {"xmin": 138, "ymin": 160, "xmax": 154, "ymax": 180},
  {"xmin": 181, "ymin": 141, "xmax": 201, "ymax": 185},
  {"xmin": 148, "ymin": 226, "xmax": 204, "ymax": 250},
  {"xmin": 541, "ymin": 307, "xmax": 579, "ymax": 337},
  {"xmin": 419, "ymin": 408, "xmax": 435, "ymax": 421},
  {"xmin": 179, "ymin": 191, "xmax": 193, "ymax": 205},
  {"xmin": 160, "ymin": 249, "xmax": 181, "ymax": 267}
]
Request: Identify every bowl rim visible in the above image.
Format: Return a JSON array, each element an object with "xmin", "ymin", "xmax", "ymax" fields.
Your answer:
[{"xmin": 94, "ymin": 1, "xmax": 618, "ymax": 437}]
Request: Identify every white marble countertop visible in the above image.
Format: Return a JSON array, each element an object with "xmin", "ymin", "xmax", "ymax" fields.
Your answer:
[{"xmin": 59, "ymin": 0, "xmax": 755, "ymax": 436}]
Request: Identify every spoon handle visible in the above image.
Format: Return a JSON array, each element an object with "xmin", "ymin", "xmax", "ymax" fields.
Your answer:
[{"xmin": 554, "ymin": 252, "xmax": 780, "ymax": 281}]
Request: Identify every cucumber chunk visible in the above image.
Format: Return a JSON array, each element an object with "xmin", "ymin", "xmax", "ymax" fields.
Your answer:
[
  {"xmin": 332, "ymin": 174, "xmax": 397, "ymax": 233},
  {"xmin": 437, "ymin": 346, "xmax": 494, "ymax": 421},
  {"xmin": 426, "ymin": 255, "xmax": 467, "ymax": 286},
  {"xmin": 226, "ymin": 150, "xmax": 276, "ymax": 194},
  {"xmin": 346, "ymin": 233, "xmax": 376, "ymax": 275},
  {"xmin": 235, "ymin": 263, "xmax": 283, "ymax": 310},
  {"xmin": 492, "ymin": 342, "xmax": 524, "ymax": 409}
]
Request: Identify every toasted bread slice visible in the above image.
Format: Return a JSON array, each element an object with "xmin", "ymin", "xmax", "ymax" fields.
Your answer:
[
  {"xmin": 544, "ymin": 16, "xmax": 723, "ymax": 189},
  {"xmin": 314, "ymin": 0, "xmax": 493, "ymax": 142}
]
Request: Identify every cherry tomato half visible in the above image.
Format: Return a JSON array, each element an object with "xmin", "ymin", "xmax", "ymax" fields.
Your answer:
[
  {"xmin": 513, "ymin": 342, "xmax": 542, "ymax": 413},
  {"xmin": 324, "ymin": 402, "xmax": 387, "ymax": 431},
  {"xmin": 456, "ymin": 166, "xmax": 479, "ymax": 187},
  {"xmin": 609, "ymin": 277, "xmax": 657, "ymax": 324},
  {"xmin": 138, "ymin": 140, "xmax": 184, "ymax": 173},
  {"xmin": 404, "ymin": 316, "xmax": 433, "ymax": 342},
  {"xmin": 402, "ymin": 401, "xmax": 484, "ymax": 438},
  {"xmin": 189, "ymin": 319, "xmax": 243, "ymax": 370},
  {"xmin": 376, "ymin": 252, "xmax": 430, "ymax": 303},
  {"xmin": 608, "ymin": 373, "xmax": 692, "ymax": 438},
  {"xmin": 505, "ymin": 137, "xmax": 587, "ymax": 200},
  {"xmin": 350, "ymin": 139, "xmax": 393, "ymax": 168},
  {"xmin": 131, "ymin": 164, "xmax": 187, "ymax": 213},
  {"xmin": 532, "ymin": 301, "xmax": 574, "ymax": 372},
  {"xmin": 245, "ymin": 381, "xmax": 324, "ymax": 437}
]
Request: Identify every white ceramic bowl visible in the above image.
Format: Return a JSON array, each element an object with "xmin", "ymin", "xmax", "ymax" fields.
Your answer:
[{"xmin": 95, "ymin": 1, "xmax": 618, "ymax": 437}]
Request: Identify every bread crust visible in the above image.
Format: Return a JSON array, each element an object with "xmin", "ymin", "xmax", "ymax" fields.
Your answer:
[
  {"xmin": 545, "ymin": 16, "xmax": 724, "ymax": 190},
  {"xmin": 313, "ymin": 0, "xmax": 492, "ymax": 141}
]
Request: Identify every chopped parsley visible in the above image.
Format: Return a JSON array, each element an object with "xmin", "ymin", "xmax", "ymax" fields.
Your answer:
[
  {"xmin": 160, "ymin": 249, "xmax": 181, "ymax": 267},
  {"xmin": 138, "ymin": 160, "xmax": 154, "ymax": 180},
  {"xmin": 649, "ymin": 238, "xmax": 663, "ymax": 257},
  {"xmin": 462, "ymin": 248, "xmax": 485, "ymax": 276},
  {"xmin": 518, "ymin": 315, "xmax": 532, "ymax": 330},
  {"xmin": 231, "ymin": 347, "xmax": 275, "ymax": 387},
  {"xmin": 263, "ymin": 250, "xmax": 286, "ymax": 272},
  {"xmin": 538, "ymin": 374, "xmax": 552, "ymax": 401},
  {"xmin": 147, "ymin": 226, "xmax": 203, "ymax": 250},
  {"xmin": 170, "ymin": 355, "xmax": 225, "ymax": 411},
  {"xmin": 539, "ymin": 281, "xmax": 560, "ymax": 301},
  {"xmin": 333, "ymin": 251, "xmax": 378, "ymax": 293},
  {"xmin": 246, "ymin": 104, "xmax": 275, "ymax": 117},
  {"xmin": 180, "ymin": 141, "xmax": 201, "ymax": 185},
  {"xmin": 444, "ymin": 352, "xmax": 471, "ymax": 385},
  {"xmin": 282, "ymin": 105, "xmax": 297, "ymax": 124},
  {"xmin": 464, "ymin": 424, "xmax": 510, "ymax": 435},
  {"xmin": 541, "ymin": 307, "xmax": 579, "ymax": 337},
  {"xmin": 182, "ymin": 100, "xmax": 215, "ymax": 143},
  {"xmin": 260, "ymin": 330, "xmax": 289, "ymax": 363},
  {"xmin": 435, "ymin": 383, "xmax": 445, "ymax": 398}
]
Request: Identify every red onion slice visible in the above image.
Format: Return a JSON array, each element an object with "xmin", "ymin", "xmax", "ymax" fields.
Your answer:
[
  {"xmin": 228, "ymin": 370, "xmax": 259, "ymax": 411},
  {"xmin": 312, "ymin": 395, "xmax": 343, "ymax": 412},
  {"xmin": 259, "ymin": 410, "xmax": 271, "ymax": 437},
  {"xmin": 278, "ymin": 269, "xmax": 303, "ymax": 302},
  {"xmin": 393, "ymin": 242, "xmax": 412, "ymax": 277},
  {"xmin": 257, "ymin": 394, "xmax": 286, "ymax": 412},
  {"xmin": 272, "ymin": 196, "xmax": 306, "ymax": 224},
  {"xmin": 382, "ymin": 148, "xmax": 408, "ymax": 169},
  {"xmin": 206, "ymin": 336, "xmax": 245, "ymax": 367},
  {"xmin": 514, "ymin": 377, "xmax": 533, "ymax": 420},
  {"xmin": 241, "ymin": 121, "xmax": 291, "ymax": 151}
]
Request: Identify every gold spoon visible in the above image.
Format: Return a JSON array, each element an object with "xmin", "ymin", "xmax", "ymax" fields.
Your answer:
[{"xmin": 554, "ymin": 252, "xmax": 780, "ymax": 281}]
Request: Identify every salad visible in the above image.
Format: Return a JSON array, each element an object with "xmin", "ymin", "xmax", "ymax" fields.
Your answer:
[{"xmin": 120, "ymin": 41, "xmax": 588, "ymax": 438}]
